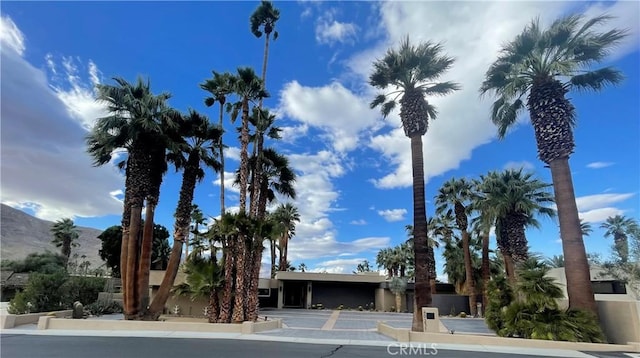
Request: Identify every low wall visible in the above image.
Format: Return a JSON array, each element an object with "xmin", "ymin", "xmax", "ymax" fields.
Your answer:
[
  {"xmin": 376, "ymin": 322, "xmax": 639, "ymax": 353},
  {"xmin": 37, "ymin": 316, "xmax": 282, "ymax": 334},
  {"xmin": 1, "ymin": 310, "xmax": 72, "ymax": 329}
]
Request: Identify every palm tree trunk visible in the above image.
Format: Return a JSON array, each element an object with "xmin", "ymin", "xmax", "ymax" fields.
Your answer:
[
  {"xmin": 125, "ymin": 199, "xmax": 142, "ymax": 319},
  {"xmin": 549, "ymin": 157, "xmax": 598, "ymax": 317},
  {"xmin": 232, "ymin": 235, "xmax": 247, "ymax": 322},
  {"xmin": 250, "ymin": 134, "xmax": 265, "ymax": 218},
  {"xmin": 239, "ymin": 99, "xmax": 250, "ymax": 214},
  {"xmin": 146, "ymin": 232, "xmax": 184, "ymax": 319},
  {"xmin": 270, "ymin": 239, "xmax": 276, "ymax": 278},
  {"xmin": 503, "ymin": 252, "xmax": 516, "ymax": 285},
  {"xmin": 461, "ymin": 230, "xmax": 477, "ymax": 316},
  {"xmin": 219, "ymin": 235, "xmax": 235, "ymax": 323},
  {"xmin": 410, "ymin": 135, "xmax": 432, "ymax": 332},
  {"xmin": 137, "ymin": 196, "xmax": 157, "ymax": 315},
  {"xmin": 246, "ymin": 239, "xmax": 264, "ymax": 321},
  {"xmin": 278, "ymin": 233, "xmax": 287, "ymax": 272},
  {"xmin": 258, "ymin": 33, "xmax": 270, "ymax": 109},
  {"xmin": 219, "ymin": 104, "xmax": 226, "ymax": 215},
  {"xmin": 481, "ymin": 230, "xmax": 490, "ymax": 311},
  {"xmin": 208, "ymin": 254, "xmax": 220, "ymax": 323}
]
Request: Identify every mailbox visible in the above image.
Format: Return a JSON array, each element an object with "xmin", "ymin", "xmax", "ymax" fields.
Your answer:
[{"xmin": 421, "ymin": 307, "xmax": 440, "ymax": 333}]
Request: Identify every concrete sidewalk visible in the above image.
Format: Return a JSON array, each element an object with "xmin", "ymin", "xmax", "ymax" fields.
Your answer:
[{"xmin": 0, "ymin": 309, "xmax": 632, "ymax": 358}]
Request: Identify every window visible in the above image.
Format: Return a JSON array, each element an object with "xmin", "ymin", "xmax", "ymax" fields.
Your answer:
[{"xmin": 591, "ymin": 280, "xmax": 627, "ymax": 294}]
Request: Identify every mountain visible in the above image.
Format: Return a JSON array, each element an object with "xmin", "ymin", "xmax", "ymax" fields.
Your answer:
[{"xmin": 0, "ymin": 204, "xmax": 105, "ymax": 269}]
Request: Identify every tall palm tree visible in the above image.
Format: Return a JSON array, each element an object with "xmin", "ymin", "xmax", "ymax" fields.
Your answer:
[
  {"xmin": 202, "ymin": 71, "xmax": 235, "ymax": 215},
  {"xmin": 188, "ymin": 204, "xmax": 206, "ymax": 259},
  {"xmin": 229, "ymin": 67, "xmax": 269, "ymax": 214},
  {"xmin": 146, "ymin": 110, "xmax": 222, "ymax": 319},
  {"xmin": 250, "ymin": 0, "xmax": 280, "ymax": 108},
  {"xmin": 50, "ymin": 218, "xmax": 80, "ymax": 264},
  {"xmin": 369, "ymin": 36, "xmax": 460, "ymax": 332},
  {"xmin": 435, "ymin": 177, "xmax": 477, "ymax": 315},
  {"xmin": 601, "ymin": 215, "xmax": 639, "ymax": 263},
  {"xmin": 86, "ymin": 76, "xmax": 177, "ymax": 319},
  {"xmin": 480, "ymin": 13, "xmax": 627, "ymax": 316},
  {"xmin": 248, "ymin": 108, "xmax": 282, "ymax": 217}
]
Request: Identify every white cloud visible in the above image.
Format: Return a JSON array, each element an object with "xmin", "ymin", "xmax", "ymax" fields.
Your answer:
[
  {"xmin": 574, "ymin": 193, "xmax": 635, "ymax": 212},
  {"xmin": 278, "ymin": 80, "xmax": 381, "ymax": 153},
  {"xmin": 350, "ymin": 219, "xmax": 367, "ymax": 225},
  {"xmin": 315, "ymin": 10, "xmax": 358, "ymax": 46},
  {"xmin": 503, "ymin": 160, "xmax": 535, "ymax": 171},
  {"xmin": 279, "ymin": 124, "xmax": 309, "ymax": 144},
  {"xmin": 0, "ymin": 16, "xmax": 25, "ymax": 56},
  {"xmin": 579, "ymin": 207, "xmax": 626, "ymax": 224},
  {"xmin": 224, "ymin": 146, "xmax": 241, "ymax": 161},
  {"xmin": 0, "ymin": 16, "xmax": 123, "ymax": 220},
  {"xmin": 586, "ymin": 161, "xmax": 615, "ymax": 169},
  {"xmin": 212, "ymin": 171, "xmax": 240, "ymax": 194},
  {"xmin": 378, "ymin": 208, "xmax": 407, "ymax": 222}
]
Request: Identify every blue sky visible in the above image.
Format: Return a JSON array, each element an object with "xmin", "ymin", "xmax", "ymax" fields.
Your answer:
[{"xmin": 1, "ymin": 1, "xmax": 638, "ymax": 278}]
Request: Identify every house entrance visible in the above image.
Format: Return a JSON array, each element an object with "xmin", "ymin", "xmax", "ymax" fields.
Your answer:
[{"xmin": 283, "ymin": 281, "xmax": 306, "ymax": 308}]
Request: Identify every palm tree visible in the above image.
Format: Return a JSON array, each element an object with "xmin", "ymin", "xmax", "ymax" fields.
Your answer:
[
  {"xmin": 435, "ymin": 177, "xmax": 477, "ymax": 315},
  {"xmin": 202, "ymin": 71, "xmax": 235, "ymax": 215},
  {"xmin": 229, "ymin": 67, "xmax": 269, "ymax": 214},
  {"xmin": 170, "ymin": 254, "xmax": 222, "ymax": 323},
  {"xmin": 579, "ymin": 219, "xmax": 593, "ymax": 237},
  {"xmin": 50, "ymin": 218, "xmax": 80, "ymax": 264},
  {"xmin": 601, "ymin": 215, "xmax": 639, "ymax": 263},
  {"xmin": 369, "ymin": 36, "xmax": 460, "ymax": 332},
  {"xmin": 250, "ymin": 0, "xmax": 280, "ymax": 108},
  {"xmin": 146, "ymin": 110, "xmax": 222, "ymax": 319},
  {"xmin": 478, "ymin": 169, "xmax": 556, "ymax": 282},
  {"xmin": 86, "ymin": 76, "xmax": 177, "ymax": 319},
  {"xmin": 274, "ymin": 203, "xmax": 300, "ymax": 272},
  {"xmin": 545, "ymin": 254, "xmax": 565, "ymax": 268},
  {"xmin": 249, "ymin": 108, "xmax": 283, "ymax": 218},
  {"xmin": 188, "ymin": 204, "xmax": 207, "ymax": 259},
  {"xmin": 480, "ymin": 13, "xmax": 627, "ymax": 316}
]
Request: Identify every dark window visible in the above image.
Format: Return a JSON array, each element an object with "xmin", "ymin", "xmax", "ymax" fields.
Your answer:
[
  {"xmin": 591, "ymin": 280, "xmax": 627, "ymax": 294},
  {"xmin": 258, "ymin": 288, "xmax": 271, "ymax": 297}
]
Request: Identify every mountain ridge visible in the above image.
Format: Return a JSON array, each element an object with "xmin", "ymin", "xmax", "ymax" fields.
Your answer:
[{"xmin": 0, "ymin": 204, "xmax": 104, "ymax": 268}]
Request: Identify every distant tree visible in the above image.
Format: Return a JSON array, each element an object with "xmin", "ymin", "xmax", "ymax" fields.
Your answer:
[
  {"xmin": 1, "ymin": 251, "xmax": 67, "ymax": 274},
  {"xmin": 297, "ymin": 263, "xmax": 307, "ymax": 272},
  {"xmin": 600, "ymin": 215, "xmax": 639, "ymax": 263},
  {"xmin": 98, "ymin": 224, "xmax": 171, "ymax": 277},
  {"xmin": 545, "ymin": 255, "xmax": 565, "ymax": 268},
  {"xmin": 50, "ymin": 218, "xmax": 80, "ymax": 263},
  {"xmin": 355, "ymin": 260, "xmax": 373, "ymax": 273}
]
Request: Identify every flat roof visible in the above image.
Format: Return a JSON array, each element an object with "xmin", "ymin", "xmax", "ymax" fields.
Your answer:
[{"xmin": 274, "ymin": 271, "xmax": 387, "ymax": 284}]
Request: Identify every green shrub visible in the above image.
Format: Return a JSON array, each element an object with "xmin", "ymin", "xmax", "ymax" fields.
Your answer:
[
  {"xmin": 485, "ymin": 260, "xmax": 605, "ymax": 343},
  {"xmin": 86, "ymin": 300, "xmax": 123, "ymax": 316},
  {"xmin": 1, "ymin": 252, "xmax": 67, "ymax": 274},
  {"xmin": 62, "ymin": 276, "xmax": 107, "ymax": 305},
  {"xmin": 8, "ymin": 271, "xmax": 69, "ymax": 314},
  {"xmin": 458, "ymin": 312, "xmax": 467, "ymax": 318}
]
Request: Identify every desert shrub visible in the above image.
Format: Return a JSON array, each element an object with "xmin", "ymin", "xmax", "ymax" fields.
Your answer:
[
  {"xmin": 485, "ymin": 259, "xmax": 605, "ymax": 343},
  {"xmin": 86, "ymin": 300, "xmax": 123, "ymax": 316},
  {"xmin": 485, "ymin": 275, "xmax": 513, "ymax": 332},
  {"xmin": 8, "ymin": 271, "xmax": 69, "ymax": 314},
  {"xmin": 62, "ymin": 276, "xmax": 107, "ymax": 305}
]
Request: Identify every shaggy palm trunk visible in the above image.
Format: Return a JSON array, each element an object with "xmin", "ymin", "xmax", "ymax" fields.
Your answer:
[
  {"xmin": 250, "ymin": 134, "xmax": 265, "ymax": 218},
  {"xmin": 219, "ymin": 236, "xmax": 235, "ymax": 323},
  {"xmin": 238, "ymin": 98, "xmax": 250, "ymax": 214},
  {"xmin": 232, "ymin": 236, "xmax": 248, "ymax": 322},
  {"xmin": 502, "ymin": 213, "xmax": 528, "ymax": 262},
  {"xmin": 503, "ymin": 252, "xmax": 517, "ymax": 285},
  {"xmin": 270, "ymin": 239, "xmax": 277, "ymax": 278},
  {"xmin": 428, "ymin": 239, "xmax": 437, "ymax": 294},
  {"xmin": 218, "ymin": 100, "xmax": 226, "ymax": 215},
  {"xmin": 125, "ymin": 198, "xmax": 142, "ymax": 318},
  {"xmin": 147, "ymin": 155, "xmax": 200, "ymax": 319},
  {"xmin": 138, "ymin": 195, "xmax": 157, "ymax": 314},
  {"xmin": 410, "ymin": 135, "xmax": 432, "ymax": 331},
  {"xmin": 481, "ymin": 230, "xmax": 490, "ymax": 311},
  {"xmin": 614, "ymin": 234, "xmax": 629, "ymax": 263},
  {"xmin": 278, "ymin": 231, "xmax": 289, "ymax": 272},
  {"xmin": 461, "ymin": 230, "xmax": 477, "ymax": 316},
  {"xmin": 208, "ymin": 255, "xmax": 220, "ymax": 323},
  {"xmin": 246, "ymin": 240, "xmax": 264, "ymax": 321},
  {"xmin": 528, "ymin": 77, "xmax": 597, "ymax": 318}
]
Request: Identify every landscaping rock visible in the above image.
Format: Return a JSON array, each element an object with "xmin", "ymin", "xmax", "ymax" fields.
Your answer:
[{"xmin": 72, "ymin": 301, "xmax": 84, "ymax": 319}]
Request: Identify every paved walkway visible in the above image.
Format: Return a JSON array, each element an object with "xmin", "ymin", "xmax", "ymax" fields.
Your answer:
[{"xmin": 1, "ymin": 309, "xmax": 633, "ymax": 358}]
